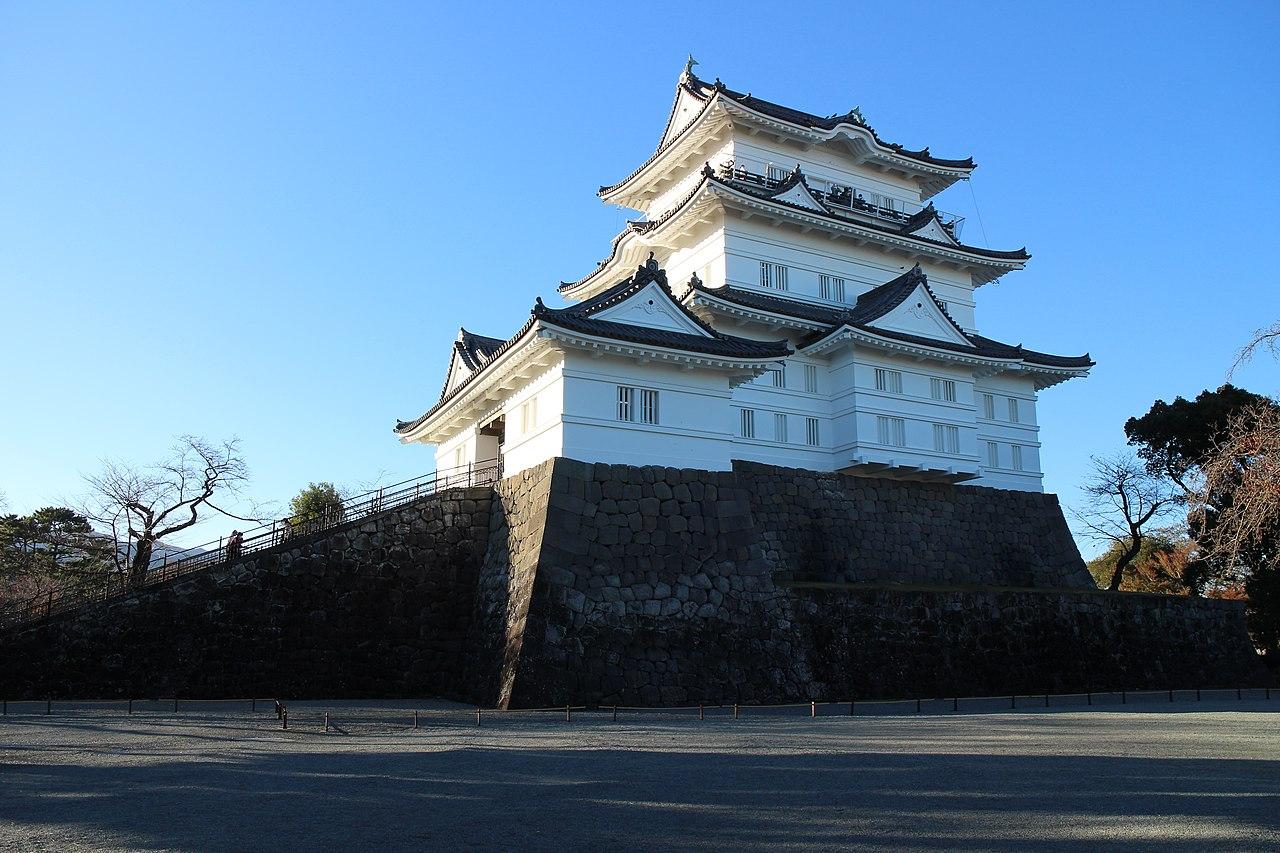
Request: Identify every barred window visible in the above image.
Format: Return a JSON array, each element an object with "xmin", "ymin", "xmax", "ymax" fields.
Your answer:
[
  {"xmin": 1012, "ymin": 444, "xmax": 1024, "ymax": 471},
  {"xmin": 933, "ymin": 423, "xmax": 959, "ymax": 454},
  {"xmin": 617, "ymin": 386, "xmax": 658, "ymax": 424},
  {"xmin": 931, "ymin": 378, "xmax": 957, "ymax": 403},
  {"xmin": 805, "ymin": 417, "xmax": 820, "ymax": 447},
  {"xmin": 640, "ymin": 389, "xmax": 659, "ymax": 425},
  {"xmin": 1008, "ymin": 397, "xmax": 1021, "ymax": 423},
  {"xmin": 616, "ymin": 386, "xmax": 633, "ymax": 422},
  {"xmin": 819, "ymin": 274, "xmax": 846, "ymax": 302},
  {"xmin": 875, "ymin": 368, "xmax": 903, "ymax": 394},
  {"xmin": 986, "ymin": 441, "xmax": 1000, "ymax": 468},
  {"xmin": 804, "ymin": 364, "xmax": 819, "ymax": 393},
  {"xmin": 759, "ymin": 262, "xmax": 789, "ymax": 290},
  {"xmin": 740, "ymin": 408, "xmax": 756, "ymax": 439},
  {"xmin": 982, "ymin": 393, "xmax": 995, "ymax": 420},
  {"xmin": 877, "ymin": 416, "xmax": 906, "ymax": 447},
  {"xmin": 774, "ymin": 413, "xmax": 788, "ymax": 443}
]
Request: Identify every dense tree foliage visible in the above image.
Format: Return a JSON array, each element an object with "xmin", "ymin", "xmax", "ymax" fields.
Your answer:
[
  {"xmin": 1086, "ymin": 530, "xmax": 1192, "ymax": 595},
  {"xmin": 1125, "ymin": 383, "xmax": 1280, "ymax": 662},
  {"xmin": 0, "ymin": 507, "xmax": 114, "ymax": 602},
  {"xmin": 288, "ymin": 482, "xmax": 345, "ymax": 527}
]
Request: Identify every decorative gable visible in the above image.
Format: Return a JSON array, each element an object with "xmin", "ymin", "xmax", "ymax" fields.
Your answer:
[
  {"xmin": 770, "ymin": 179, "xmax": 828, "ymax": 212},
  {"xmin": 442, "ymin": 349, "xmax": 473, "ymax": 396},
  {"xmin": 866, "ymin": 283, "xmax": 972, "ymax": 347},
  {"xmin": 593, "ymin": 281, "xmax": 714, "ymax": 336},
  {"xmin": 907, "ymin": 214, "xmax": 960, "ymax": 246},
  {"xmin": 660, "ymin": 82, "xmax": 709, "ymax": 148}
]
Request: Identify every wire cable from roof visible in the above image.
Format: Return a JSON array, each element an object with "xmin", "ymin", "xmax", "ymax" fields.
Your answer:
[{"xmin": 965, "ymin": 176, "xmax": 991, "ymax": 249}]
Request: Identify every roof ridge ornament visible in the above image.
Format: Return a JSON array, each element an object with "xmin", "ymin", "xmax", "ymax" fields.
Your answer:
[
  {"xmin": 689, "ymin": 272, "xmax": 702, "ymax": 288},
  {"xmin": 645, "ymin": 251, "xmax": 659, "ymax": 272},
  {"xmin": 683, "ymin": 54, "xmax": 699, "ymax": 78}
]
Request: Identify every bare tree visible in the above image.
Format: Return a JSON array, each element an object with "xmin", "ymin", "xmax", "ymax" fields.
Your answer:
[
  {"xmin": 1076, "ymin": 453, "xmax": 1181, "ymax": 591},
  {"xmin": 1193, "ymin": 402, "xmax": 1280, "ymax": 579},
  {"xmin": 1229, "ymin": 320, "xmax": 1280, "ymax": 379},
  {"xmin": 82, "ymin": 436, "xmax": 251, "ymax": 587}
]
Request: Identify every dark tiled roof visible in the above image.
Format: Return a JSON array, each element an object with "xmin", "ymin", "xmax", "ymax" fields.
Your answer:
[
  {"xmin": 684, "ymin": 74, "xmax": 975, "ymax": 170},
  {"xmin": 536, "ymin": 257, "xmax": 790, "ymax": 359},
  {"xmin": 455, "ymin": 329, "xmax": 505, "ymax": 370},
  {"xmin": 599, "ymin": 71, "xmax": 973, "ymax": 199},
  {"xmin": 686, "ymin": 267, "xmax": 1093, "ymax": 371},
  {"xmin": 395, "ymin": 261, "xmax": 791, "ymax": 436}
]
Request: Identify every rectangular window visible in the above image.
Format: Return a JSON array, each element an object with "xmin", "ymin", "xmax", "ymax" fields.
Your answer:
[
  {"xmin": 1012, "ymin": 445, "xmax": 1024, "ymax": 471},
  {"xmin": 933, "ymin": 423, "xmax": 959, "ymax": 454},
  {"xmin": 616, "ymin": 386, "xmax": 633, "ymax": 422},
  {"xmin": 520, "ymin": 397, "xmax": 537, "ymax": 434},
  {"xmin": 819, "ymin": 274, "xmax": 846, "ymax": 302},
  {"xmin": 930, "ymin": 377, "xmax": 957, "ymax": 403},
  {"xmin": 875, "ymin": 368, "xmax": 903, "ymax": 394},
  {"xmin": 740, "ymin": 408, "xmax": 756, "ymax": 438},
  {"xmin": 982, "ymin": 393, "xmax": 995, "ymax": 420},
  {"xmin": 987, "ymin": 441, "xmax": 1000, "ymax": 468},
  {"xmin": 774, "ymin": 413, "xmax": 788, "ymax": 443},
  {"xmin": 768, "ymin": 367, "xmax": 785, "ymax": 388},
  {"xmin": 617, "ymin": 386, "xmax": 658, "ymax": 424},
  {"xmin": 877, "ymin": 416, "xmax": 906, "ymax": 447},
  {"xmin": 759, "ymin": 262, "xmax": 789, "ymax": 291},
  {"xmin": 1008, "ymin": 397, "xmax": 1021, "ymax": 423},
  {"xmin": 640, "ymin": 389, "xmax": 659, "ymax": 425},
  {"xmin": 804, "ymin": 364, "xmax": 819, "ymax": 393},
  {"xmin": 454, "ymin": 447, "xmax": 464, "ymax": 469},
  {"xmin": 805, "ymin": 417, "xmax": 820, "ymax": 447}
]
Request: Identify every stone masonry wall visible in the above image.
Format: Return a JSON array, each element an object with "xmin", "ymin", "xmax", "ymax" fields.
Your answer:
[
  {"xmin": 494, "ymin": 459, "xmax": 1268, "ymax": 707},
  {"xmin": 733, "ymin": 461, "xmax": 1093, "ymax": 589},
  {"xmin": 0, "ymin": 488, "xmax": 493, "ymax": 700},
  {"xmin": 2, "ymin": 459, "xmax": 1268, "ymax": 706}
]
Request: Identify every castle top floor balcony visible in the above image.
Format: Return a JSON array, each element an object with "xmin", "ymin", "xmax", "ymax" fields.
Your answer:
[{"xmin": 720, "ymin": 164, "xmax": 966, "ymax": 240}]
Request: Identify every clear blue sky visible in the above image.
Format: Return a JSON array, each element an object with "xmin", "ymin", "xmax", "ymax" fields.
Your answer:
[{"xmin": 2, "ymin": 1, "xmax": 1277, "ymax": 554}]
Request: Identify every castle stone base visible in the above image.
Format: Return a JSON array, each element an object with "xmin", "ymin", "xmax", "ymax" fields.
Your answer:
[{"xmin": 1, "ymin": 459, "xmax": 1268, "ymax": 704}]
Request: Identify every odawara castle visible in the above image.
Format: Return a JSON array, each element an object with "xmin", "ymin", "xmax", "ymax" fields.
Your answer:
[
  {"xmin": 5, "ymin": 65, "xmax": 1264, "ymax": 709},
  {"xmin": 395, "ymin": 62, "xmax": 1092, "ymax": 492}
]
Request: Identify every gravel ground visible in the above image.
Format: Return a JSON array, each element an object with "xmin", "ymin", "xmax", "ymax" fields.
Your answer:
[{"xmin": 1, "ymin": 699, "xmax": 1277, "ymax": 852}]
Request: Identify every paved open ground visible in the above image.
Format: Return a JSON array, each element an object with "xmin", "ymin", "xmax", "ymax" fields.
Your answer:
[{"xmin": 1, "ymin": 699, "xmax": 1278, "ymax": 851}]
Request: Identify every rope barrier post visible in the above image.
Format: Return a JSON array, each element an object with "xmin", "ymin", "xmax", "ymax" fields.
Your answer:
[
  {"xmin": 848, "ymin": 700, "xmax": 854, "ymax": 717},
  {"xmin": 1087, "ymin": 691, "xmax": 1092, "ymax": 706},
  {"xmin": 810, "ymin": 701, "xmax": 816, "ymax": 719},
  {"xmin": 612, "ymin": 705, "xmax": 618, "ymax": 723},
  {"xmin": 565, "ymin": 705, "xmax": 571, "ymax": 723},
  {"xmin": 128, "ymin": 699, "xmax": 132, "ymax": 715},
  {"xmin": 1197, "ymin": 688, "xmax": 1201, "ymax": 701},
  {"xmin": 1267, "ymin": 687, "xmax": 1271, "ymax": 700},
  {"xmin": 282, "ymin": 710, "xmax": 288, "ymax": 731},
  {"xmin": 252, "ymin": 698, "xmax": 256, "ymax": 713},
  {"xmin": 1237, "ymin": 688, "xmax": 1242, "ymax": 701},
  {"xmin": 1044, "ymin": 693, "xmax": 1049, "ymax": 708},
  {"xmin": 324, "ymin": 712, "xmax": 329, "ymax": 733},
  {"xmin": 413, "ymin": 710, "xmax": 419, "ymax": 730},
  {"xmin": 475, "ymin": 707, "xmax": 481, "ymax": 727},
  {"xmin": 174, "ymin": 697, "xmax": 178, "ymax": 714},
  {"xmin": 733, "ymin": 703, "xmax": 739, "ymax": 720},
  {"xmin": 1169, "ymin": 689, "xmax": 1174, "ymax": 703},
  {"xmin": 1011, "ymin": 695, "xmax": 1016, "ymax": 710},
  {"xmin": 952, "ymin": 697, "xmax": 958, "ymax": 713},
  {"xmin": 699, "ymin": 704, "xmax": 704, "ymax": 721},
  {"xmin": 915, "ymin": 698, "xmax": 921, "ymax": 714},
  {"xmin": 1121, "ymin": 690, "xmax": 1126, "ymax": 705},
  {"xmin": 45, "ymin": 698, "xmax": 51, "ymax": 716}
]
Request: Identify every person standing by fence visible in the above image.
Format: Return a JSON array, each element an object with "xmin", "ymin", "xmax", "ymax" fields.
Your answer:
[{"xmin": 226, "ymin": 530, "xmax": 243, "ymax": 562}]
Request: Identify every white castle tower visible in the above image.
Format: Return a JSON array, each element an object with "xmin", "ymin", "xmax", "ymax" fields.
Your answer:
[{"xmin": 395, "ymin": 65, "xmax": 1091, "ymax": 492}]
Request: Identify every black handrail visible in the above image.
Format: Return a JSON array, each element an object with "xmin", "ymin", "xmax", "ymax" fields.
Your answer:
[{"xmin": 0, "ymin": 459, "xmax": 502, "ymax": 630}]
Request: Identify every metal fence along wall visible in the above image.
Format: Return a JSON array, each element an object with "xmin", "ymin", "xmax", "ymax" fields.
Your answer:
[{"xmin": 0, "ymin": 460, "xmax": 501, "ymax": 631}]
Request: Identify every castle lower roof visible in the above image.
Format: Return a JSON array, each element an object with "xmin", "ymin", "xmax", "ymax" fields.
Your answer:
[{"xmin": 684, "ymin": 267, "xmax": 1093, "ymax": 373}]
